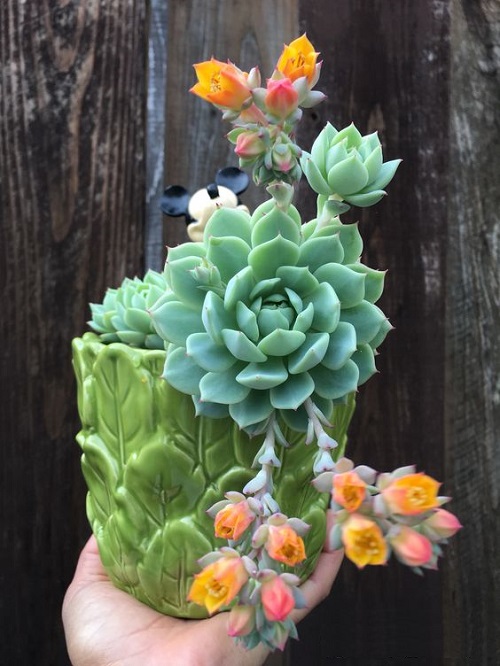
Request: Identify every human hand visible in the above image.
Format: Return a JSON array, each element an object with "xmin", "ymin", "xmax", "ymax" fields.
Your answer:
[{"xmin": 62, "ymin": 520, "xmax": 343, "ymax": 666}]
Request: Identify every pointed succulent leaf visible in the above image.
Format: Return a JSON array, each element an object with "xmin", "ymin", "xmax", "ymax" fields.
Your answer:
[
  {"xmin": 321, "ymin": 322, "xmax": 357, "ymax": 370},
  {"xmin": 369, "ymin": 317, "xmax": 393, "ymax": 350},
  {"xmin": 297, "ymin": 234, "xmax": 344, "ymax": 272},
  {"xmin": 202, "ymin": 291, "xmax": 235, "ymax": 344},
  {"xmin": 204, "ymin": 207, "xmax": 252, "ymax": 245},
  {"xmin": 301, "ymin": 156, "xmax": 332, "ymax": 195},
  {"xmin": 251, "ymin": 207, "xmax": 301, "ymax": 247},
  {"xmin": 236, "ymin": 301, "xmax": 260, "ymax": 341},
  {"xmin": 341, "ymin": 301, "xmax": 387, "ymax": 345},
  {"xmin": 152, "ymin": 301, "xmax": 204, "ymax": 346},
  {"xmin": 258, "ymin": 329, "xmax": 306, "ymax": 356},
  {"xmin": 163, "ymin": 347, "xmax": 205, "ymax": 394},
  {"xmin": 311, "ymin": 360, "xmax": 359, "ymax": 400},
  {"xmin": 344, "ymin": 190, "xmax": 386, "ymax": 207},
  {"xmin": 224, "ymin": 266, "xmax": 255, "ymax": 310},
  {"xmin": 229, "ymin": 390, "xmax": 274, "ymax": 429},
  {"xmin": 348, "ymin": 264, "xmax": 386, "ymax": 303},
  {"xmin": 304, "ymin": 282, "xmax": 340, "ymax": 333},
  {"xmin": 199, "ymin": 366, "xmax": 250, "ymax": 405},
  {"xmin": 276, "ymin": 266, "xmax": 319, "ymax": 297},
  {"xmin": 222, "ymin": 328, "xmax": 267, "ymax": 362},
  {"xmin": 288, "ymin": 332, "xmax": 330, "ymax": 374},
  {"xmin": 351, "ymin": 343, "xmax": 377, "ymax": 385},
  {"xmin": 186, "ymin": 332, "xmax": 236, "ymax": 372},
  {"xmin": 269, "ymin": 372, "xmax": 314, "ymax": 409},
  {"xmin": 314, "ymin": 263, "xmax": 366, "ymax": 309},
  {"xmin": 236, "ymin": 358, "xmax": 288, "ymax": 389},
  {"xmin": 206, "ymin": 236, "xmax": 250, "ymax": 283},
  {"xmin": 292, "ymin": 302, "xmax": 315, "ymax": 333},
  {"xmin": 166, "ymin": 256, "xmax": 206, "ymax": 307},
  {"xmin": 327, "ymin": 153, "xmax": 370, "ymax": 195},
  {"xmin": 248, "ymin": 235, "xmax": 300, "ymax": 281}
]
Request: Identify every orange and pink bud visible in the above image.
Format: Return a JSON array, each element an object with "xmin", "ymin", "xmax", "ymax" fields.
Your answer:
[
  {"xmin": 389, "ymin": 525, "xmax": 433, "ymax": 567},
  {"xmin": 265, "ymin": 78, "xmax": 299, "ymax": 119},
  {"xmin": 342, "ymin": 514, "xmax": 388, "ymax": 568},
  {"xmin": 261, "ymin": 575, "xmax": 295, "ymax": 622},
  {"xmin": 265, "ymin": 524, "xmax": 306, "ymax": 566},
  {"xmin": 187, "ymin": 554, "xmax": 249, "ymax": 615},
  {"xmin": 234, "ymin": 131, "xmax": 267, "ymax": 160},
  {"xmin": 227, "ymin": 604, "xmax": 256, "ymax": 637},
  {"xmin": 423, "ymin": 508, "xmax": 462, "ymax": 540},
  {"xmin": 381, "ymin": 473, "xmax": 440, "ymax": 516},
  {"xmin": 191, "ymin": 59, "xmax": 251, "ymax": 110},
  {"xmin": 333, "ymin": 470, "xmax": 367, "ymax": 512},
  {"xmin": 214, "ymin": 500, "xmax": 256, "ymax": 541}
]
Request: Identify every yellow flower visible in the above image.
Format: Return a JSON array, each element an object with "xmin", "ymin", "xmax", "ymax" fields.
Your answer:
[
  {"xmin": 190, "ymin": 58, "xmax": 251, "ymax": 110},
  {"xmin": 333, "ymin": 470, "xmax": 366, "ymax": 512},
  {"xmin": 187, "ymin": 555, "xmax": 249, "ymax": 615},
  {"xmin": 382, "ymin": 473, "xmax": 440, "ymax": 516},
  {"xmin": 266, "ymin": 524, "xmax": 306, "ymax": 566},
  {"xmin": 342, "ymin": 514, "xmax": 388, "ymax": 568},
  {"xmin": 214, "ymin": 500, "xmax": 255, "ymax": 540},
  {"xmin": 276, "ymin": 34, "xmax": 319, "ymax": 84}
]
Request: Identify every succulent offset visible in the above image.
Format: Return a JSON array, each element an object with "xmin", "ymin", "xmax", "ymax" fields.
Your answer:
[
  {"xmin": 151, "ymin": 182, "xmax": 390, "ymax": 434},
  {"xmin": 301, "ymin": 122, "xmax": 401, "ymax": 208},
  {"xmin": 89, "ymin": 270, "xmax": 166, "ymax": 349}
]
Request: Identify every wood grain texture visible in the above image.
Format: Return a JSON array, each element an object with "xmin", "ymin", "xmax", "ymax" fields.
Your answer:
[
  {"xmin": 0, "ymin": 1, "xmax": 147, "ymax": 663},
  {"xmin": 163, "ymin": 0, "xmax": 299, "ymax": 249},
  {"xmin": 443, "ymin": 1, "xmax": 500, "ymax": 663},
  {"xmin": 145, "ymin": 0, "xmax": 168, "ymax": 272},
  {"xmin": 293, "ymin": 1, "xmax": 450, "ymax": 663}
]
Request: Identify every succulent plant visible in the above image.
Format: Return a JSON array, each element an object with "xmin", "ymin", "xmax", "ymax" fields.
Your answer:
[
  {"xmin": 151, "ymin": 182, "xmax": 391, "ymax": 434},
  {"xmin": 89, "ymin": 270, "xmax": 166, "ymax": 349},
  {"xmin": 301, "ymin": 122, "xmax": 401, "ymax": 208}
]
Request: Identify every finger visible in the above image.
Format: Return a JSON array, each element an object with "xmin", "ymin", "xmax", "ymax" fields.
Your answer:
[
  {"xmin": 292, "ymin": 548, "xmax": 344, "ymax": 622},
  {"xmin": 71, "ymin": 535, "xmax": 109, "ymax": 586}
]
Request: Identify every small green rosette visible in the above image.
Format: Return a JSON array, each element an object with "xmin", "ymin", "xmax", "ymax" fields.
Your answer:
[{"xmin": 301, "ymin": 122, "xmax": 401, "ymax": 208}]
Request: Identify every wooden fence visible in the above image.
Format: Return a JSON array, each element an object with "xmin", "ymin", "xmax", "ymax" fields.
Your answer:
[{"xmin": 1, "ymin": 1, "xmax": 499, "ymax": 664}]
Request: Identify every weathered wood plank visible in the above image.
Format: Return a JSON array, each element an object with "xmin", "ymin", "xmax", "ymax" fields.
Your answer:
[
  {"xmin": 443, "ymin": 1, "xmax": 500, "ymax": 663},
  {"xmin": 163, "ymin": 0, "xmax": 299, "ymax": 249},
  {"xmin": 145, "ymin": 0, "xmax": 168, "ymax": 271},
  {"xmin": 293, "ymin": 1, "xmax": 449, "ymax": 662},
  {"xmin": 0, "ymin": 1, "xmax": 147, "ymax": 663}
]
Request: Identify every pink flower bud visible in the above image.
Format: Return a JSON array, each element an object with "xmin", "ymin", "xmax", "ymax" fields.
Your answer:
[
  {"xmin": 261, "ymin": 575, "xmax": 295, "ymax": 622},
  {"xmin": 389, "ymin": 525, "xmax": 433, "ymax": 567},
  {"xmin": 265, "ymin": 78, "xmax": 299, "ymax": 119},
  {"xmin": 423, "ymin": 508, "xmax": 462, "ymax": 540},
  {"xmin": 234, "ymin": 130, "xmax": 266, "ymax": 159},
  {"xmin": 227, "ymin": 604, "xmax": 256, "ymax": 637}
]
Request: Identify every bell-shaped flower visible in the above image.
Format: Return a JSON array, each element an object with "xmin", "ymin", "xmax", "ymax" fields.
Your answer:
[
  {"xmin": 381, "ymin": 472, "xmax": 440, "ymax": 516},
  {"xmin": 341, "ymin": 514, "xmax": 388, "ymax": 568},
  {"xmin": 265, "ymin": 523, "xmax": 306, "ymax": 566},
  {"xmin": 191, "ymin": 58, "xmax": 251, "ymax": 110},
  {"xmin": 333, "ymin": 470, "xmax": 367, "ymax": 512},
  {"xmin": 275, "ymin": 34, "xmax": 320, "ymax": 86},
  {"xmin": 214, "ymin": 500, "xmax": 256, "ymax": 541},
  {"xmin": 389, "ymin": 525, "xmax": 433, "ymax": 567},
  {"xmin": 261, "ymin": 574, "xmax": 295, "ymax": 622},
  {"xmin": 187, "ymin": 553, "xmax": 249, "ymax": 615}
]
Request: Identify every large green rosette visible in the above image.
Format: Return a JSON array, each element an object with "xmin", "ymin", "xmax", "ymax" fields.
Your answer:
[{"xmin": 72, "ymin": 332, "xmax": 355, "ymax": 618}]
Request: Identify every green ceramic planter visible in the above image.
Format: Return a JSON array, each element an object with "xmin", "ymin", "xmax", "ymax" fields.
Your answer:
[{"xmin": 72, "ymin": 332, "xmax": 355, "ymax": 618}]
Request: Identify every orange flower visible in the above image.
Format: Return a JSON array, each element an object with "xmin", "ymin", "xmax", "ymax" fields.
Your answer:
[
  {"xmin": 342, "ymin": 514, "xmax": 388, "ymax": 568},
  {"xmin": 214, "ymin": 500, "xmax": 255, "ymax": 540},
  {"xmin": 191, "ymin": 58, "xmax": 251, "ymax": 110},
  {"xmin": 266, "ymin": 524, "xmax": 306, "ymax": 566},
  {"xmin": 187, "ymin": 555, "xmax": 249, "ymax": 615},
  {"xmin": 333, "ymin": 470, "xmax": 366, "ymax": 512},
  {"xmin": 276, "ymin": 34, "xmax": 319, "ymax": 84},
  {"xmin": 382, "ymin": 473, "xmax": 440, "ymax": 516}
]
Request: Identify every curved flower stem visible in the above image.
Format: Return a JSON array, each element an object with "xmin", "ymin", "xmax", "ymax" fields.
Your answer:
[{"xmin": 304, "ymin": 398, "xmax": 338, "ymax": 474}]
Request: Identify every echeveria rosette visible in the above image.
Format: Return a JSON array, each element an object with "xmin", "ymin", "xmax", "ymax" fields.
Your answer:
[
  {"xmin": 301, "ymin": 122, "xmax": 401, "ymax": 209},
  {"xmin": 151, "ymin": 183, "xmax": 390, "ymax": 434},
  {"xmin": 89, "ymin": 270, "xmax": 166, "ymax": 349}
]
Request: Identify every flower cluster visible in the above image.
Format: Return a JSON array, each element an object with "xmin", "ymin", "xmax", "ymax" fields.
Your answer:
[
  {"xmin": 313, "ymin": 457, "xmax": 462, "ymax": 571},
  {"xmin": 188, "ymin": 491, "xmax": 310, "ymax": 651},
  {"xmin": 191, "ymin": 35, "xmax": 325, "ymax": 185}
]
